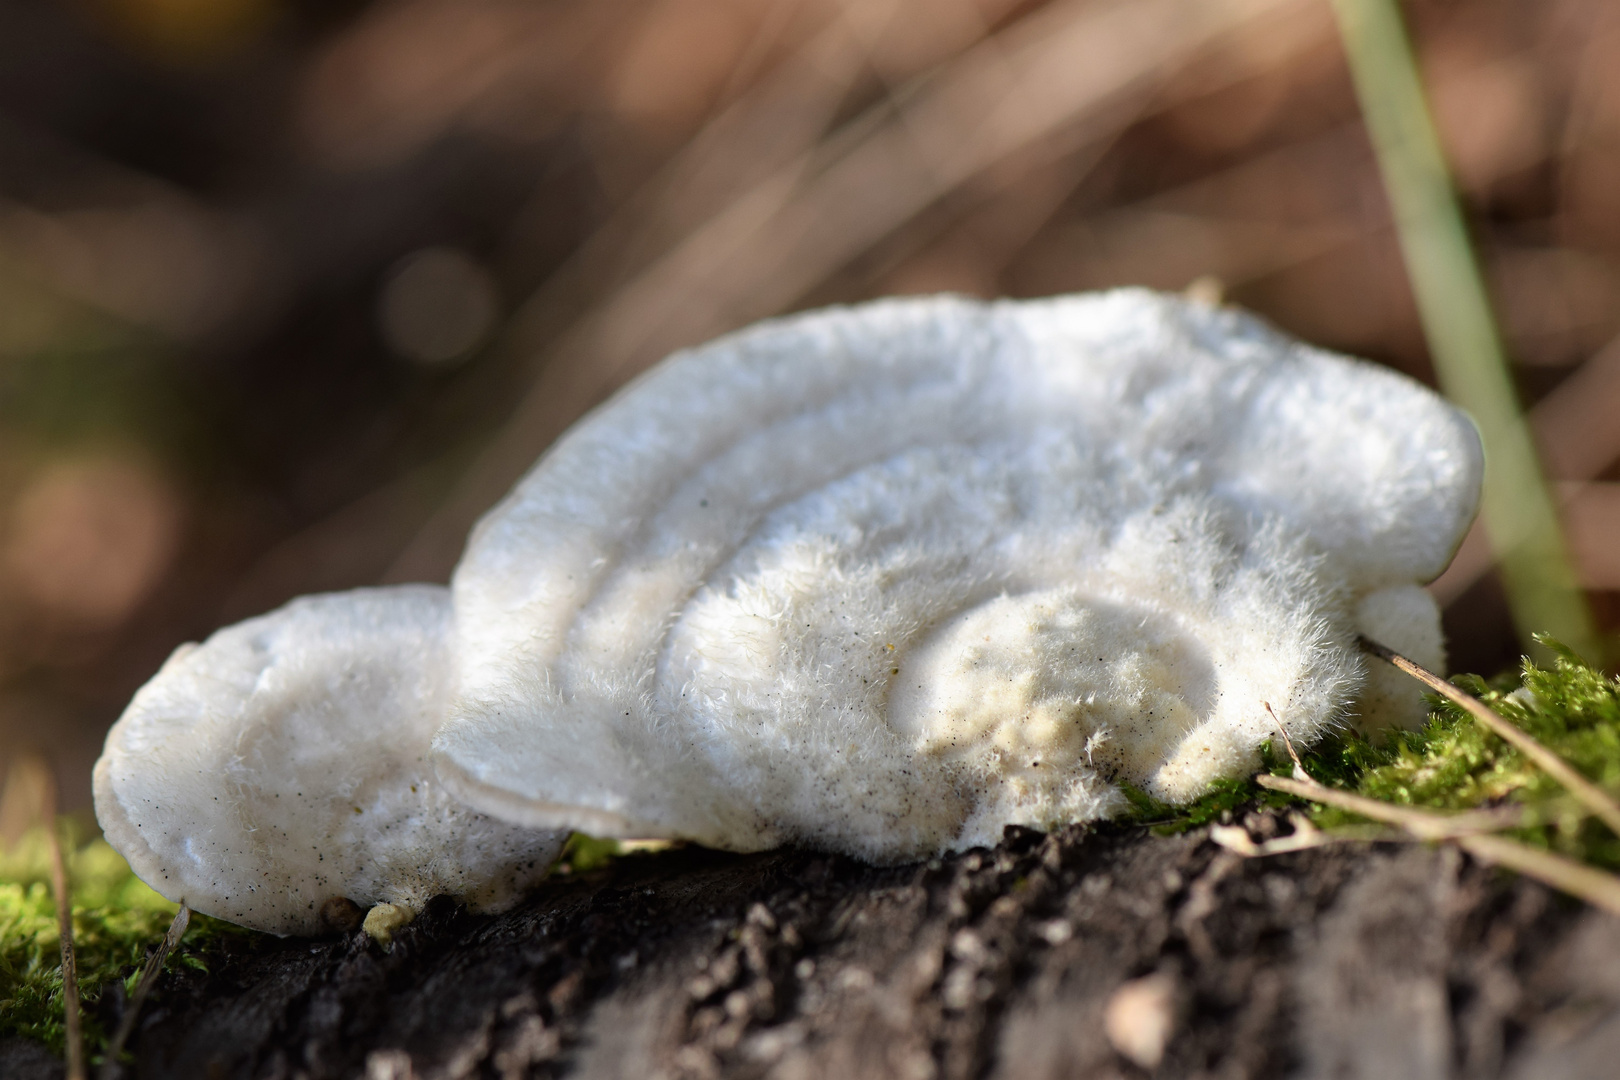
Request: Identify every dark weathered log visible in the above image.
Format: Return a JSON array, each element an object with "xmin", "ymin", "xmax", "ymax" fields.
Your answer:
[{"xmin": 20, "ymin": 812, "xmax": 1620, "ymax": 1079}]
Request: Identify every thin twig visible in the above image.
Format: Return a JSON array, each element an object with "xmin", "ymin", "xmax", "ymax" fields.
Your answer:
[
  {"xmin": 1264, "ymin": 701, "xmax": 1308, "ymax": 779},
  {"xmin": 38, "ymin": 762, "xmax": 85, "ymax": 1080},
  {"xmin": 1359, "ymin": 635, "xmax": 1620, "ymax": 838},
  {"xmin": 100, "ymin": 903, "xmax": 190, "ymax": 1078},
  {"xmin": 1256, "ymin": 773, "xmax": 1620, "ymax": 917},
  {"xmin": 1452, "ymin": 833, "xmax": 1620, "ymax": 918},
  {"xmin": 1255, "ymin": 773, "xmax": 1522, "ymax": 840}
]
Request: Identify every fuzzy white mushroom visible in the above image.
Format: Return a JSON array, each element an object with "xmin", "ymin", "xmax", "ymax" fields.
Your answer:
[
  {"xmin": 432, "ymin": 290, "xmax": 1483, "ymax": 861},
  {"xmin": 93, "ymin": 586, "xmax": 565, "ymax": 935}
]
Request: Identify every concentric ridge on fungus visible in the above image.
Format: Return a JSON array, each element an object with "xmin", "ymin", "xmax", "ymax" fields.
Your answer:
[
  {"xmin": 94, "ymin": 289, "xmax": 1483, "ymax": 933},
  {"xmin": 432, "ymin": 289, "xmax": 1480, "ymax": 857}
]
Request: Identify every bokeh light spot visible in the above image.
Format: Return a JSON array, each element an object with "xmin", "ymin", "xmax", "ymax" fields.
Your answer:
[
  {"xmin": 2, "ymin": 457, "xmax": 183, "ymax": 629},
  {"xmin": 377, "ymin": 247, "xmax": 500, "ymax": 367}
]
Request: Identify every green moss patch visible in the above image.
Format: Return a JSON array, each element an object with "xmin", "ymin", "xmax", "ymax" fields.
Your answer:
[
  {"xmin": 1136, "ymin": 642, "xmax": 1620, "ymax": 872},
  {"xmin": 1310, "ymin": 643, "xmax": 1620, "ymax": 868},
  {"xmin": 0, "ymin": 822, "xmax": 242, "ymax": 1057}
]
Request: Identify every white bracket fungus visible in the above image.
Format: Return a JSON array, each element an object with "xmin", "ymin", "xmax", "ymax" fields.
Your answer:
[
  {"xmin": 95, "ymin": 289, "xmax": 1483, "ymax": 931},
  {"xmin": 93, "ymin": 587, "xmax": 565, "ymax": 935},
  {"xmin": 433, "ymin": 290, "xmax": 1481, "ymax": 861}
]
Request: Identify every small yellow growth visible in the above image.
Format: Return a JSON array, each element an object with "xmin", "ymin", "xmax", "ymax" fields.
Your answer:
[{"xmin": 361, "ymin": 902, "xmax": 416, "ymax": 947}]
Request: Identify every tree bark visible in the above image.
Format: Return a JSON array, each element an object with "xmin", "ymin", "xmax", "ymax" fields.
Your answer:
[{"xmin": 16, "ymin": 809, "xmax": 1620, "ymax": 1079}]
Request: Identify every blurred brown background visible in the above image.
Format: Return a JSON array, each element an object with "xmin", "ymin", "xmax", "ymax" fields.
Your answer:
[{"xmin": 2, "ymin": 0, "xmax": 1618, "ymax": 813}]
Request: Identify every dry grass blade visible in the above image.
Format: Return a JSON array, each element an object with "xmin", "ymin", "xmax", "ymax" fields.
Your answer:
[
  {"xmin": 1256, "ymin": 773, "xmax": 1620, "ymax": 918},
  {"xmin": 1529, "ymin": 330, "xmax": 1620, "ymax": 488},
  {"xmin": 388, "ymin": 0, "xmax": 1330, "ymax": 582},
  {"xmin": 504, "ymin": 0, "xmax": 895, "ymax": 346},
  {"xmin": 1255, "ymin": 773, "xmax": 1522, "ymax": 841},
  {"xmin": 1264, "ymin": 701, "xmax": 1309, "ymax": 780},
  {"xmin": 34, "ymin": 758, "xmax": 86, "ymax": 1080},
  {"xmin": 1452, "ymin": 833, "xmax": 1620, "ymax": 918},
  {"xmin": 100, "ymin": 903, "xmax": 190, "ymax": 1078},
  {"xmin": 1359, "ymin": 635, "xmax": 1620, "ymax": 838}
]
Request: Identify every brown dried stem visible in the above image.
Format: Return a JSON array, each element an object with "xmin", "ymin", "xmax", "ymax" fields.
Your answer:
[
  {"xmin": 100, "ymin": 903, "xmax": 190, "ymax": 1078},
  {"xmin": 1359, "ymin": 635, "xmax": 1620, "ymax": 837},
  {"xmin": 1256, "ymin": 773, "xmax": 1620, "ymax": 917},
  {"xmin": 37, "ymin": 760, "xmax": 86, "ymax": 1080},
  {"xmin": 1255, "ymin": 773, "xmax": 1521, "ymax": 841}
]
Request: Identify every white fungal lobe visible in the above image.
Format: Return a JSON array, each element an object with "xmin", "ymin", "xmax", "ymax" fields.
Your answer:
[
  {"xmin": 93, "ymin": 587, "xmax": 564, "ymax": 935},
  {"xmin": 434, "ymin": 290, "xmax": 1482, "ymax": 861},
  {"xmin": 94, "ymin": 289, "xmax": 1484, "ymax": 928}
]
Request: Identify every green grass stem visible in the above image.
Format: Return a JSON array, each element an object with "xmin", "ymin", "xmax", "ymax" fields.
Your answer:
[{"xmin": 1330, "ymin": 0, "xmax": 1598, "ymax": 664}]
